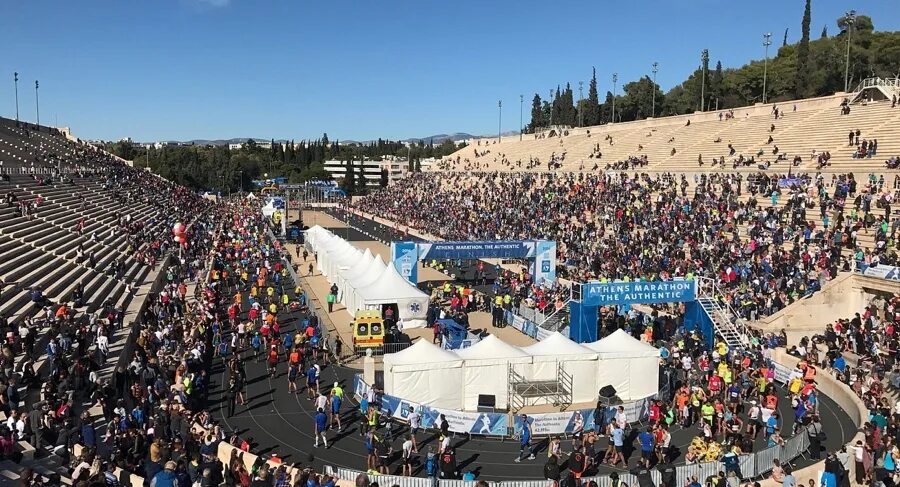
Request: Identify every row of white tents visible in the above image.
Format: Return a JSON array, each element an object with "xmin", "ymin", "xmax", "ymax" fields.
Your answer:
[
  {"xmin": 384, "ymin": 329, "xmax": 660, "ymax": 410},
  {"xmin": 305, "ymin": 226, "xmax": 429, "ymax": 327}
]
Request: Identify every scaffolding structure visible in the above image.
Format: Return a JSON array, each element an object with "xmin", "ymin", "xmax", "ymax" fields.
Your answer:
[{"xmin": 508, "ymin": 363, "xmax": 573, "ymax": 412}]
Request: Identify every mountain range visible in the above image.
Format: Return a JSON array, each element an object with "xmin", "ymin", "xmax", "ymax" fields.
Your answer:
[{"xmin": 148, "ymin": 132, "xmax": 483, "ymax": 146}]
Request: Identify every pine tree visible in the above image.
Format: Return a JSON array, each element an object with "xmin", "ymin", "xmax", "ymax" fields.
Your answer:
[
  {"xmin": 380, "ymin": 169, "xmax": 388, "ymax": 188},
  {"xmin": 796, "ymin": 0, "xmax": 812, "ymax": 97},
  {"xmin": 415, "ymin": 158, "xmax": 421, "ymax": 172},
  {"xmin": 783, "ymin": 28, "xmax": 789, "ymax": 47},
  {"xmin": 821, "ymin": 25, "xmax": 828, "ymax": 38}
]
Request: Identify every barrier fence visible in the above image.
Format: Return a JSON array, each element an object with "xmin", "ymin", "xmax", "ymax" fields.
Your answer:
[{"xmin": 325, "ymin": 432, "xmax": 809, "ymax": 487}]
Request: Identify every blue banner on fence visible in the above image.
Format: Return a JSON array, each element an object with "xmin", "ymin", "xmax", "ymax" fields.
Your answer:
[
  {"xmin": 354, "ymin": 375, "xmax": 510, "ymax": 436},
  {"xmin": 582, "ymin": 280, "xmax": 696, "ymax": 307}
]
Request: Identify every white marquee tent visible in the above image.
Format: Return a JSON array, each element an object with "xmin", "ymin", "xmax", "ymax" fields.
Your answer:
[
  {"xmin": 337, "ymin": 248, "xmax": 373, "ymax": 298},
  {"xmin": 342, "ymin": 254, "xmax": 386, "ymax": 313},
  {"xmin": 353, "ymin": 264, "xmax": 429, "ymax": 326},
  {"xmin": 383, "ymin": 340, "xmax": 463, "ymax": 409},
  {"xmin": 585, "ymin": 329, "xmax": 660, "ymax": 401},
  {"xmin": 520, "ymin": 332, "xmax": 599, "ymax": 403},
  {"xmin": 456, "ymin": 335, "xmax": 531, "ymax": 410}
]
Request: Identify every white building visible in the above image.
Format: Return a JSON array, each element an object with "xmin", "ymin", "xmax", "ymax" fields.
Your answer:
[{"xmin": 323, "ymin": 159, "xmax": 383, "ymax": 187}]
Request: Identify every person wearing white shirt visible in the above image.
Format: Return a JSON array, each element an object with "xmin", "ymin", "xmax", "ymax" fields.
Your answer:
[
  {"xmin": 615, "ymin": 406, "xmax": 627, "ymax": 429},
  {"xmin": 315, "ymin": 393, "xmax": 329, "ymax": 412}
]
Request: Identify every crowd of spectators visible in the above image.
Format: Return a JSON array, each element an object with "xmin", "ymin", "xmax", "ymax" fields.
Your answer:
[
  {"xmin": 787, "ymin": 292, "xmax": 900, "ymax": 487},
  {"xmin": 355, "ymin": 170, "xmax": 899, "ymax": 323}
]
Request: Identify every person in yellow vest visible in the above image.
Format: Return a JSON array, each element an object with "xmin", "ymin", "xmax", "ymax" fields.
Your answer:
[
  {"xmin": 250, "ymin": 285, "xmax": 258, "ymax": 298},
  {"xmin": 266, "ymin": 286, "xmax": 275, "ymax": 302},
  {"xmin": 282, "ymin": 292, "xmax": 290, "ymax": 311},
  {"xmin": 268, "ymin": 302, "xmax": 278, "ymax": 316},
  {"xmin": 503, "ymin": 294, "xmax": 512, "ymax": 309}
]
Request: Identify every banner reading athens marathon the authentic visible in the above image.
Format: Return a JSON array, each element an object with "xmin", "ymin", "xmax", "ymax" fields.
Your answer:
[{"xmin": 582, "ymin": 280, "xmax": 696, "ymax": 307}]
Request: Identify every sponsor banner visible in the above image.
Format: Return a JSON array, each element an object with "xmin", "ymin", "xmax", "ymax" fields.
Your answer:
[
  {"xmin": 506, "ymin": 311, "xmax": 539, "ymax": 339},
  {"xmin": 863, "ymin": 264, "xmax": 900, "ymax": 280},
  {"xmin": 582, "ymin": 280, "xmax": 696, "ymax": 307},
  {"xmin": 534, "ymin": 240, "xmax": 557, "ymax": 286},
  {"xmin": 390, "ymin": 241, "xmax": 419, "ymax": 283},
  {"xmin": 419, "ymin": 241, "xmax": 537, "ymax": 260},
  {"xmin": 354, "ymin": 375, "xmax": 509, "ymax": 436},
  {"xmin": 514, "ymin": 409, "xmax": 597, "ymax": 437},
  {"xmin": 778, "ymin": 177, "xmax": 806, "ymax": 188}
]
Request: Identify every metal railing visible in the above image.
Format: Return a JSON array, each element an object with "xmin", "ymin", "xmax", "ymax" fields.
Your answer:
[{"xmin": 323, "ymin": 433, "xmax": 809, "ymax": 487}]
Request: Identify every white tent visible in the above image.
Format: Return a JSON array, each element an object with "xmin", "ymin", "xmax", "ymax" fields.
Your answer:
[
  {"xmin": 344, "ymin": 255, "xmax": 387, "ymax": 313},
  {"xmin": 383, "ymin": 340, "xmax": 463, "ymax": 409},
  {"xmin": 354, "ymin": 265, "xmax": 430, "ymax": 327},
  {"xmin": 325, "ymin": 244, "xmax": 359, "ymax": 279},
  {"xmin": 520, "ymin": 332, "xmax": 599, "ymax": 403},
  {"xmin": 585, "ymin": 329, "xmax": 660, "ymax": 401},
  {"xmin": 456, "ymin": 335, "xmax": 532, "ymax": 410},
  {"xmin": 316, "ymin": 236, "xmax": 347, "ymax": 275},
  {"xmin": 337, "ymin": 249, "xmax": 373, "ymax": 299}
]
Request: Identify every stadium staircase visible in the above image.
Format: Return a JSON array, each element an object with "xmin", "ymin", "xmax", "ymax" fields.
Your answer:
[{"xmin": 693, "ymin": 277, "xmax": 751, "ymax": 349}]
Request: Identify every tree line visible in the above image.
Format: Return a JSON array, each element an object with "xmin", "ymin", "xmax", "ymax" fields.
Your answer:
[
  {"xmin": 102, "ymin": 136, "xmax": 463, "ymax": 194},
  {"xmin": 527, "ymin": 6, "xmax": 899, "ymax": 131}
]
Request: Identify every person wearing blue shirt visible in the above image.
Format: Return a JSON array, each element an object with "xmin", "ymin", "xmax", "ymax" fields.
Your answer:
[
  {"xmin": 314, "ymin": 407, "xmax": 329, "ymax": 448},
  {"xmin": 638, "ymin": 427, "xmax": 655, "ymax": 464},
  {"xmin": 306, "ymin": 366, "xmax": 319, "ymax": 398},
  {"xmin": 330, "ymin": 391, "xmax": 342, "ymax": 432},
  {"xmin": 513, "ymin": 414, "xmax": 535, "ymax": 462},
  {"xmin": 766, "ymin": 412, "xmax": 779, "ymax": 438},
  {"xmin": 833, "ymin": 356, "xmax": 846, "ymax": 373}
]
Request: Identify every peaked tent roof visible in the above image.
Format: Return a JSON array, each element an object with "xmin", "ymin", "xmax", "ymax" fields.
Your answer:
[
  {"xmin": 350, "ymin": 254, "xmax": 386, "ymax": 288},
  {"xmin": 357, "ymin": 264, "xmax": 429, "ymax": 302},
  {"xmin": 521, "ymin": 332, "xmax": 596, "ymax": 357},
  {"xmin": 383, "ymin": 339, "xmax": 462, "ymax": 369},
  {"xmin": 585, "ymin": 329, "xmax": 660, "ymax": 358},
  {"xmin": 340, "ymin": 249, "xmax": 374, "ymax": 281},
  {"xmin": 456, "ymin": 334, "xmax": 531, "ymax": 363}
]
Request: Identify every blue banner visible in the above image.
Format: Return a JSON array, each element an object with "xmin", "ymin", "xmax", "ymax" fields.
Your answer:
[
  {"xmin": 392, "ymin": 240, "xmax": 556, "ymax": 285},
  {"xmin": 534, "ymin": 240, "xmax": 557, "ymax": 286},
  {"xmin": 391, "ymin": 241, "xmax": 419, "ymax": 283},
  {"xmin": 582, "ymin": 280, "xmax": 696, "ymax": 307},
  {"xmin": 418, "ymin": 241, "xmax": 538, "ymax": 260},
  {"xmin": 354, "ymin": 375, "xmax": 510, "ymax": 436}
]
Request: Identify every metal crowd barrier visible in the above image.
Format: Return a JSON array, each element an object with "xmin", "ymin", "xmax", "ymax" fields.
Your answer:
[{"xmin": 325, "ymin": 431, "xmax": 811, "ymax": 487}]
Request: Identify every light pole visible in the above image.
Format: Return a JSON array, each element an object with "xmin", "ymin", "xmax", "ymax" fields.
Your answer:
[
  {"xmin": 611, "ymin": 73, "xmax": 618, "ymax": 124},
  {"xmin": 519, "ymin": 94, "xmax": 523, "ymax": 140},
  {"xmin": 762, "ymin": 33, "xmax": 772, "ymax": 104},
  {"xmin": 843, "ymin": 10, "xmax": 856, "ymax": 92},
  {"xmin": 13, "ymin": 73, "xmax": 19, "ymax": 122},
  {"xmin": 651, "ymin": 62, "xmax": 659, "ymax": 118},
  {"xmin": 34, "ymin": 80, "xmax": 40, "ymax": 126},
  {"xmin": 700, "ymin": 49, "xmax": 709, "ymax": 111},
  {"xmin": 548, "ymin": 89, "xmax": 554, "ymax": 126},
  {"xmin": 498, "ymin": 100, "xmax": 502, "ymax": 143}
]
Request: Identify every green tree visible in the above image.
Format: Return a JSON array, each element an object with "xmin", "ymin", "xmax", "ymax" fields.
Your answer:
[
  {"xmin": 356, "ymin": 162, "xmax": 367, "ymax": 194},
  {"xmin": 821, "ymin": 26, "xmax": 828, "ymax": 38},
  {"xmin": 528, "ymin": 94, "xmax": 545, "ymax": 132},
  {"xmin": 585, "ymin": 67, "xmax": 600, "ymax": 126},
  {"xmin": 380, "ymin": 169, "xmax": 388, "ymax": 188},
  {"xmin": 340, "ymin": 159, "xmax": 355, "ymax": 195},
  {"xmin": 796, "ymin": 0, "xmax": 812, "ymax": 97}
]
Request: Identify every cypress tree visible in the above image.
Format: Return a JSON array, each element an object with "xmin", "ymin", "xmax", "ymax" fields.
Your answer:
[{"xmin": 796, "ymin": 0, "xmax": 811, "ymax": 97}]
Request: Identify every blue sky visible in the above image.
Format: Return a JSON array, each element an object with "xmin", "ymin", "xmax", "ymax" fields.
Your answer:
[{"xmin": 2, "ymin": 0, "xmax": 898, "ymax": 142}]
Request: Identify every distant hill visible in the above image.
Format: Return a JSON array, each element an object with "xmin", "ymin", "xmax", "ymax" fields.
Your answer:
[{"xmin": 143, "ymin": 133, "xmax": 482, "ymax": 146}]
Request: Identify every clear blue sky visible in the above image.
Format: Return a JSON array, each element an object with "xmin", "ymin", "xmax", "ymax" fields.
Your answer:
[{"xmin": 2, "ymin": 0, "xmax": 898, "ymax": 142}]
